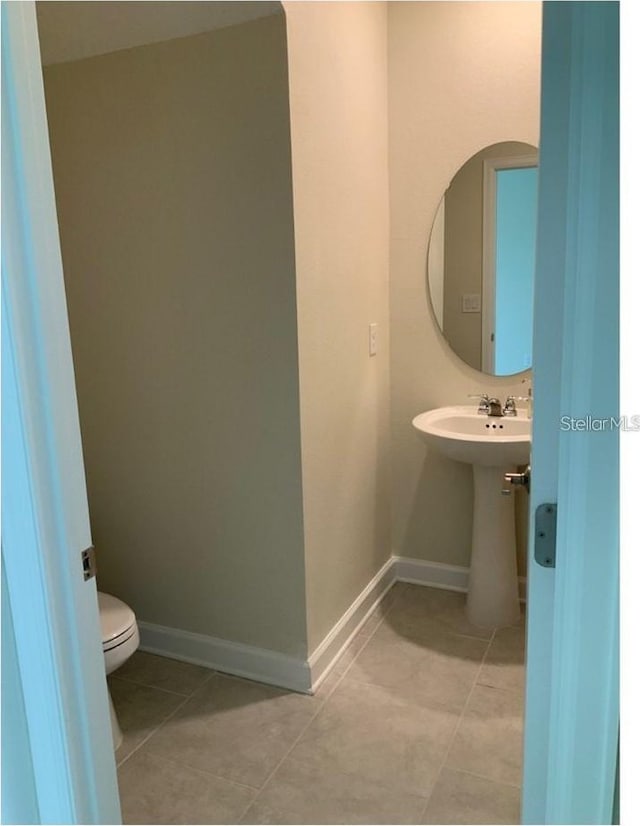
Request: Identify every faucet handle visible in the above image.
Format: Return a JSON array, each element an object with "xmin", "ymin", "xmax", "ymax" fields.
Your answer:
[
  {"xmin": 504, "ymin": 395, "xmax": 531, "ymax": 417},
  {"xmin": 503, "ymin": 396, "xmax": 518, "ymax": 416},
  {"xmin": 468, "ymin": 393, "xmax": 490, "ymax": 414}
]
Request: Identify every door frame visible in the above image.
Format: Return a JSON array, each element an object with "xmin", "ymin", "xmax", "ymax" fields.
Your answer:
[
  {"xmin": 1, "ymin": 0, "xmax": 620, "ymax": 823},
  {"xmin": 521, "ymin": 2, "xmax": 619, "ymax": 823},
  {"xmin": 481, "ymin": 151, "xmax": 538, "ymax": 374},
  {"xmin": 1, "ymin": 3, "xmax": 121, "ymax": 822}
]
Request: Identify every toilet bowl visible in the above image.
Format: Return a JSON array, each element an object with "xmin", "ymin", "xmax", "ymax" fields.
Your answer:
[{"xmin": 98, "ymin": 591, "xmax": 139, "ymax": 750}]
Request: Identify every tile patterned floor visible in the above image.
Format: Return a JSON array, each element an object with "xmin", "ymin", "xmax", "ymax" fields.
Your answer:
[{"xmin": 112, "ymin": 583, "xmax": 525, "ymax": 824}]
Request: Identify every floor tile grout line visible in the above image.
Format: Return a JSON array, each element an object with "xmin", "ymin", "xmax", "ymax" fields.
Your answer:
[
  {"xmin": 237, "ymin": 590, "xmax": 481, "ymax": 823},
  {"xmin": 116, "ymin": 589, "xmax": 523, "ymax": 823},
  {"xmin": 357, "ymin": 607, "xmax": 390, "ymax": 641},
  {"xmin": 115, "ymin": 670, "xmax": 218, "ymax": 770},
  {"xmin": 129, "ymin": 749, "xmax": 263, "ymax": 795},
  {"xmin": 442, "ymin": 763, "xmax": 523, "ymax": 791},
  {"xmin": 336, "ymin": 583, "xmax": 410, "ymax": 672},
  {"xmin": 335, "ymin": 672, "xmax": 485, "ymax": 714},
  {"xmin": 325, "ymin": 606, "xmax": 396, "ymax": 688},
  {"xmin": 233, "ymin": 689, "xmax": 334, "ymax": 822},
  {"xmin": 118, "ymin": 588, "xmax": 405, "ymax": 813},
  {"xmin": 476, "ymin": 677, "xmax": 525, "ymax": 695},
  {"xmin": 343, "ymin": 582, "xmax": 406, "ymax": 647},
  {"xmin": 449, "ymin": 630, "xmax": 494, "ymax": 643},
  {"xmin": 115, "ymin": 693, "xmax": 193, "ymax": 770},
  {"xmin": 110, "ymin": 673, "xmax": 214, "ymax": 698},
  {"xmin": 233, "ymin": 590, "xmax": 407, "ymax": 824},
  {"xmin": 417, "ymin": 626, "xmax": 498, "ymax": 821},
  {"xmin": 303, "ymin": 582, "xmax": 405, "ymax": 701}
]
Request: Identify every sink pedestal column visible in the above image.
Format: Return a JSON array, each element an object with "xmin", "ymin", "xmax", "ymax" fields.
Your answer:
[{"xmin": 467, "ymin": 464, "xmax": 521, "ymax": 628}]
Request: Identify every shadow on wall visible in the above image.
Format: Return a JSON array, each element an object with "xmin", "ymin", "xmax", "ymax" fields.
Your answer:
[
  {"xmin": 401, "ymin": 450, "xmax": 474, "ymax": 566},
  {"xmin": 402, "ymin": 449, "xmax": 528, "ymax": 578}
]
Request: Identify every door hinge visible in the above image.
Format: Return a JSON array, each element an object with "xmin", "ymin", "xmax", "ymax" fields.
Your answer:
[
  {"xmin": 534, "ymin": 503, "xmax": 557, "ymax": 568},
  {"xmin": 82, "ymin": 545, "xmax": 97, "ymax": 581}
]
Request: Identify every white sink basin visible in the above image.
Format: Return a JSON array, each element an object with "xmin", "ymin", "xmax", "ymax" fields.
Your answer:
[
  {"xmin": 412, "ymin": 405, "xmax": 530, "ymax": 467},
  {"xmin": 412, "ymin": 404, "xmax": 531, "ymax": 628}
]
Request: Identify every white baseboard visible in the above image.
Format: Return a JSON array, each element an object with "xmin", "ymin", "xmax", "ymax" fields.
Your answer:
[
  {"xmin": 138, "ymin": 621, "xmax": 312, "ymax": 693},
  {"xmin": 393, "ymin": 556, "xmax": 468, "ymax": 592},
  {"xmin": 307, "ymin": 557, "xmax": 396, "ymax": 692},
  {"xmin": 393, "ymin": 554, "xmax": 527, "ymax": 603},
  {"xmin": 138, "ymin": 555, "xmax": 526, "ymax": 695}
]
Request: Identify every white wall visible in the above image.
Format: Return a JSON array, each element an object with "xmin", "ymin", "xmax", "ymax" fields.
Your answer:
[
  {"xmin": 284, "ymin": 1, "xmax": 392, "ymax": 652},
  {"xmin": 43, "ymin": 14, "xmax": 309, "ymax": 657},
  {"xmin": 388, "ymin": 1, "xmax": 541, "ymax": 574}
]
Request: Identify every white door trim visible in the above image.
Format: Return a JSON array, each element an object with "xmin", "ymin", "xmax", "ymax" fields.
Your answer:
[
  {"xmin": 1, "ymin": 3, "xmax": 121, "ymax": 822},
  {"xmin": 481, "ymin": 151, "xmax": 538, "ymax": 373},
  {"xmin": 521, "ymin": 3, "xmax": 619, "ymax": 823}
]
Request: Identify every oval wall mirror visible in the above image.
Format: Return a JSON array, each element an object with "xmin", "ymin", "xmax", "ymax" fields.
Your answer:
[{"xmin": 427, "ymin": 141, "xmax": 538, "ymax": 376}]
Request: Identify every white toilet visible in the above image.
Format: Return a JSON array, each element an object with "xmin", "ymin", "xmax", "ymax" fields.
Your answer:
[{"xmin": 98, "ymin": 591, "xmax": 140, "ymax": 750}]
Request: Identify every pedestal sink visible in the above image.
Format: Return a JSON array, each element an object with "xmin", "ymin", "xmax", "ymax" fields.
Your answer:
[{"xmin": 412, "ymin": 406, "xmax": 531, "ymax": 628}]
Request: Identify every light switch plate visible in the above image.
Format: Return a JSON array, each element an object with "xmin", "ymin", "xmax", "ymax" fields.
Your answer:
[
  {"xmin": 462, "ymin": 293, "xmax": 481, "ymax": 313},
  {"xmin": 369, "ymin": 323, "xmax": 378, "ymax": 356}
]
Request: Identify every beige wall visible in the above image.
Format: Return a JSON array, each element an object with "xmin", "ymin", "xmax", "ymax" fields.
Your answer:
[
  {"xmin": 43, "ymin": 15, "xmax": 309, "ymax": 657},
  {"xmin": 37, "ymin": 1, "xmax": 281, "ymax": 65},
  {"xmin": 388, "ymin": 1, "xmax": 541, "ymax": 575},
  {"xmin": 284, "ymin": 1, "xmax": 392, "ymax": 652},
  {"xmin": 43, "ymin": 2, "xmax": 540, "ymax": 664}
]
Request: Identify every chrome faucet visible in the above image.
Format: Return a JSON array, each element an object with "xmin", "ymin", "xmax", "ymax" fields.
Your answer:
[
  {"xmin": 486, "ymin": 397, "xmax": 504, "ymax": 417},
  {"xmin": 469, "ymin": 394, "xmax": 504, "ymax": 417}
]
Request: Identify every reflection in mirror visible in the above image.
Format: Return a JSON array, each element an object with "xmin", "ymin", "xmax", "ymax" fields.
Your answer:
[{"xmin": 427, "ymin": 142, "xmax": 538, "ymax": 376}]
